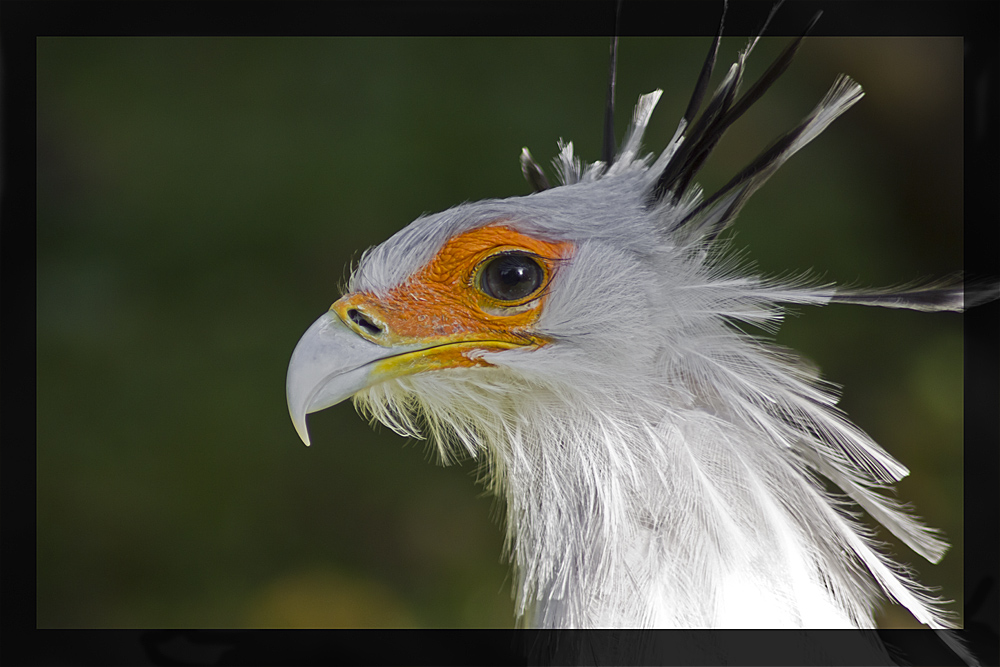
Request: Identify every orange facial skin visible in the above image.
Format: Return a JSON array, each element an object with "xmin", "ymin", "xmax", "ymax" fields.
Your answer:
[{"xmin": 331, "ymin": 224, "xmax": 574, "ymax": 376}]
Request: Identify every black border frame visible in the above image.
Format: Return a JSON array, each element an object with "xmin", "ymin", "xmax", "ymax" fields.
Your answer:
[{"xmin": 3, "ymin": 1, "xmax": 996, "ymax": 665}]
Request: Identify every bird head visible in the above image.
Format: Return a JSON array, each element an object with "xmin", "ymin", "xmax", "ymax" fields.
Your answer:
[
  {"xmin": 285, "ymin": 163, "xmax": 674, "ymax": 452},
  {"xmin": 284, "ymin": 12, "xmax": 880, "ymax": 456},
  {"xmin": 285, "ymin": 51, "xmax": 869, "ymax": 455}
]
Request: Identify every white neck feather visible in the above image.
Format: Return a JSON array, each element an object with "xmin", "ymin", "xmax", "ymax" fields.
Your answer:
[
  {"xmin": 357, "ymin": 365, "xmax": 927, "ymax": 629},
  {"xmin": 490, "ymin": 382, "xmax": 872, "ymax": 628}
]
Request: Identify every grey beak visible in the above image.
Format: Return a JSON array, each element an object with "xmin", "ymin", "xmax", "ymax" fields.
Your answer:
[{"xmin": 285, "ymin": 311, "xmax": 398, "ymax": 446}]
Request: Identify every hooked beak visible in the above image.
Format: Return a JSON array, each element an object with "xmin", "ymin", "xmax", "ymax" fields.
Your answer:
[
  {"xmin": 286, "ymin": 309, "xmax": 527, "ymax": 446},
  {"xmin": 286, "ymin": 311, "xmax": 425, "ymax": 446}
]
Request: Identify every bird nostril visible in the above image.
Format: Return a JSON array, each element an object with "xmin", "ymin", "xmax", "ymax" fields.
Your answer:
[{"xmin": 347, "ymin": 308, "xmax": 383, "ymax": 335}]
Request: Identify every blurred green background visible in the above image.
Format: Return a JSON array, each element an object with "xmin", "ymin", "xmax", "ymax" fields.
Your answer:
[{"xmin": 37, "ymin": 36, "xmax": 964, "ymax": 628}]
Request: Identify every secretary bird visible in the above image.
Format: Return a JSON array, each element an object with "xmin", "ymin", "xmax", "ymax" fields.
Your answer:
[{"xmin": 286, "ymin": 7, "xmax": 989, "ymax": 647}]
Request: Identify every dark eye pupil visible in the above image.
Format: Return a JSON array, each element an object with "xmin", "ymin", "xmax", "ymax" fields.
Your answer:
[{"xmin": 480, "ymin": 254, "xmax": 544, "ymax": 301}]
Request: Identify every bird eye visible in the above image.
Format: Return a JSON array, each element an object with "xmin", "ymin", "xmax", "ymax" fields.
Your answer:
[{"xmin": 478, "ymin": 253, "xmax": 545, "ymax": 302}]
